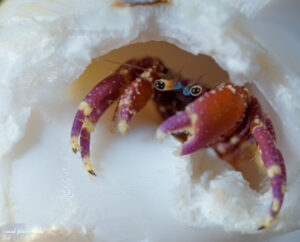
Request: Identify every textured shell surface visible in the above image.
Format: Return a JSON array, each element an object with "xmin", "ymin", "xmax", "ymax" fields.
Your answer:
[{"xmin": 0, "ymin": 0, "xmax": 299, "ymax": 241}]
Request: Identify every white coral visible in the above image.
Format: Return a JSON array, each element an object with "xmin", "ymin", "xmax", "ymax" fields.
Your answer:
[{"xmin": 0, "ymin": 0, "xmax": 299, "ymax": 241}]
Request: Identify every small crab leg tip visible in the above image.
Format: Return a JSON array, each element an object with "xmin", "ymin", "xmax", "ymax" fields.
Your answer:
[
  {"xmin": 258, "ymin": 225, "xmax": 266, "ymax": 231},
  {"xmin": 117, "ymin": 120, "xmax": 129, "ymax": 135},
  {"xmin": 88, "ymin": 169, "xmax": 97, "ymax": 176},
  {"xmin": 258, "ymin": 218, "xmax": 274, "ymax": 231},
  {"xmin": 71, "ymin": 137, "xmax": 80, "ymax": 153},
  {"xmin": 83, "ymin": 159, "xmax": 96, "ymax": 176},
  {"xmin": 155, "ymin": 128, "xmax": 167, "ymax": 142}
]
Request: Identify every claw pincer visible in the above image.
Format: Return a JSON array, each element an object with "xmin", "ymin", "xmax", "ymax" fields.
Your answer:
[{"xmin": 157, "ymin": 84, "xmax": 248, "ymax": 154}]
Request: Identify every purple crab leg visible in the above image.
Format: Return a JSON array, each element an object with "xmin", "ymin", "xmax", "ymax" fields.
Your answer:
[
  {"xmin": 71, "ymin": 109, "xmax": 85, "ymax": 153},
  {"xmin": 115, "ymin": 78, "xmax": 153, "ymax": 134},
  {"xmin": 265, "ymin": 118, "xmax": 276, "ymax": 141},
  {"xmin": 71, "ymin": 57, "xmax": 162, "ymax": 174},
  {"xmin": 71, "ymin": 58, "xmax": 155, "ymax": 151},
  {"xmin": 249, "ymin": 97, "xmax": 286, "ymax": 230},
  {"xmin": 249, "ymin": 98, "xmax": 286, "ymax": 227},
  {"xmin": 80, "ymin": 127, "xmax": 93, "ymax": 175},
  {"xmin": 71, "ymin": 72, "xmax": 128, "ymax": 153},
  {"xmin": 71, "ymin": 58, "xmax": 154, "ymax": 151},
  {"xmin": 79, "ymin": 101, "xmax": 112, "ymax": 175}
]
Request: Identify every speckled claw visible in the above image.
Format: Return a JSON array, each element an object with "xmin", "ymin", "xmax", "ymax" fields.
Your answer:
[
  {"xmin": 249, "ymin": 97, "xmax": 287, "ymax": 229},
  {"xmin": 156, "ymin": 110, "xmax": 191, "ymax": 142},
  {"xmin": 114, "ymin": 62, "xmax": 164, "ymax": 135},
  {"xmin": 157, "ymin": 84, "xmax": 248, "ymax": 155}
]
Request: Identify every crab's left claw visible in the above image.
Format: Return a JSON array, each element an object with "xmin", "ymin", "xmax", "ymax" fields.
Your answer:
[{"xmin": 156, "ymin": 84, "xmax": 248, "ymax": 155}]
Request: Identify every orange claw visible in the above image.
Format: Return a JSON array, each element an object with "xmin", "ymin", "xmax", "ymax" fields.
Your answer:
[{"xmin": 157, "ymin": 83, "xmax": 249, "ymax": 155}]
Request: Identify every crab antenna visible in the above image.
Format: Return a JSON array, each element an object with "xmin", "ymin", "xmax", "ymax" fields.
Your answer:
[
  {"xmin": 168, "ymin": 64, "xmax": 185, "ymax": 90},
  {"xmin": 176, "ymin": 64, "xmax": 185, "ymax": 80},
  {"xmin": 102, "ymin": 58, "xmax": 147, "ymax": 71},
  {"xmin": 102, "ymin": 59, "xmax": 169, "ymax": 78},
  {"xmin": 196, "ymin": 73, "xmax": 207, "ymax": 82}
]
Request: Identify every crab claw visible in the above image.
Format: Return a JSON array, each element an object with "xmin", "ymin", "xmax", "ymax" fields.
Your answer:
[
  {"xmin": 113, "ymin": 61, "xmax": 165, "ymax": 134},
  {"xmin": 156, "ymin": 83, "xmax": 248, "ymax": 155},
  {"xmin": 249, "ymin": 97, "xmax": 286, "ymax": 229},
  {"xmin": 114, "ymin": 77, "xmax": 154, "ymax": 135}
]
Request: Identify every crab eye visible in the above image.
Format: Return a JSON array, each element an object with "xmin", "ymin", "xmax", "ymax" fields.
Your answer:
[
  {"xmin": 154, "ymin": 79, "xmax": 166, "ymax": 90},
  {"xmin": 154, "ymin": 79, "xmax": 175, "ymax": 91},
  {"xmin": 190, "ymin": 85, "xmax": 202, "ymax": 96}
]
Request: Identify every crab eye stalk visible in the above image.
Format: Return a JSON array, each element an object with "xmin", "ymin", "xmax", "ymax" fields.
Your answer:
[
  {"xmin": 154, "ymin": 79, "xmax": 175, "ymax": 91},
  {"xmin": 190, "ymin": 85, "xmax": 203, "ymax": 96}
]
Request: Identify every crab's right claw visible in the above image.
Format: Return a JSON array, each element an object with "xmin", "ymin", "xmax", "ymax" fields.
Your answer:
[{"xmin": 157, "ymin": 84, "xmax": 248, "ymax": 156}]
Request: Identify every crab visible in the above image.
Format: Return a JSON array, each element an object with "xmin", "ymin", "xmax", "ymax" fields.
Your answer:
[{"xmin": 71, "ymin": 57, "xmax": 286, "ymax": 230}]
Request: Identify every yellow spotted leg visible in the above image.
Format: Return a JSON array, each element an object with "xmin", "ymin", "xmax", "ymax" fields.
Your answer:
[{"xmin": 249, "ymin": 97, "xmax": 287, "ymax": 230}]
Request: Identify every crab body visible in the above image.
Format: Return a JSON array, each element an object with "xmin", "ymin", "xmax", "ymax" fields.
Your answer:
[{"xmin": 71, "ymin": 57, "xmax": 286, "ymax": 229}]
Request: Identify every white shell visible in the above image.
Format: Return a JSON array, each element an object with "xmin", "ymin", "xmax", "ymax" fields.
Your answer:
[{"xmin": 0, "ymin": 0, "xmax": 299, "ymax": 241}]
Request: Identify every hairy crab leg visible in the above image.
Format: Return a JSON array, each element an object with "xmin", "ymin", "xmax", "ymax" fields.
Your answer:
[
  {"xmin": 71, "ymin": 72, "xmax": 130, "ymax": 153},
  {"xmin": 265, "ymin": 118, "xmax": 276, "ymax": 141},
  {"xmin": 249, "ymin": 97, "xmax": 286, "ymax": 230},
  {"xmin": 71, "ymin": 57, "xmax": 165, "ymax": 174},
  {"xmin": 79, "ymin": 100, "xmax": 113, "ymax": 175},
  {"xmin": 71, "ymin": 57, "xmax": 158, "ymax": 152},
  {"xmin": 114, "ymin": 62, "xmax": 165, "ymax": 135},
  {"xmin": 72, "ymin": 76, "xmax": 130, "ymax": 175},
  {"xmin": 156, "ymin": 84, "xmax": 249, "ymax": 155}
]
